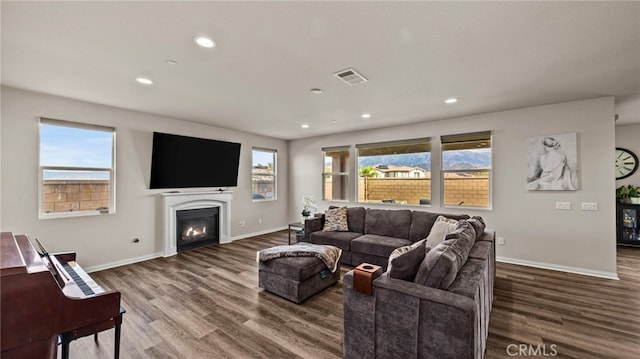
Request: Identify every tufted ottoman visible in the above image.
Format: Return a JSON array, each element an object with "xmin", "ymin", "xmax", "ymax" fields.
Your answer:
[{"xmin": 258, "ymin": 254, "xmax": 340, "ymax": 304}]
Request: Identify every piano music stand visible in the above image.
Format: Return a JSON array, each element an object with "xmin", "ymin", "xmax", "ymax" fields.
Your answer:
[{"xmin": 59, "ymin": 306, "xmax": 126, "ymax": 359}]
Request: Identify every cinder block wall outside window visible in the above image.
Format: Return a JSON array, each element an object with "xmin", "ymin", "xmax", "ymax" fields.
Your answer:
[
  {"xmin": 325, "ymin": 177, "xmax": 489, "ymax": 207},
  {"xmin": 43, "ymin": 180, "xmax": 110, "ymax": 213}
]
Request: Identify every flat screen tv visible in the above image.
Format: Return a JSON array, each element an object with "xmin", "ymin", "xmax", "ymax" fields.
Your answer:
[{"xmin": 150, "ymin": 132, "xmax": 241, "ymax": 189}]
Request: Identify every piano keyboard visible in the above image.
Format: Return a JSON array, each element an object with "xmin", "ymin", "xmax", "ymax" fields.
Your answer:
[{"xmin": 61, "ymin": 261, "xmax": 104, "ymax": 296}]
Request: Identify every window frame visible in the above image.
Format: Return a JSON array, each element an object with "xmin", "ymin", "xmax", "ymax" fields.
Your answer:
[
  {"xmin": 440, "ymin": 131, "xmax": 492, "ymax": 209},
  {"xmin": 322, "ymin": 146, "xmax": 350, "ymax": 202},
  {"xmin": 38, "ymin": 117, "xmax": 116, "ymax": 219},
  {"xmin": 355, "ymin": 138, "xmax": 431, "ymax": 206},
  {"xmin": 251, "ymin": 147, "xmax": 277, "ymax": 202}
]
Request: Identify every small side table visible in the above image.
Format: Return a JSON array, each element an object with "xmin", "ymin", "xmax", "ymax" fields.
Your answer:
[{"xmin": 288, "ymin": 222, "xmax": 304, "ymax": 245}]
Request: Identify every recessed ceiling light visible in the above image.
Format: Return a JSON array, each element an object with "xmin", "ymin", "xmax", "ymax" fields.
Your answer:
[
  {"xmin": 194, "ymin": 35, "xmax": 216, "ymax": 48},
  {"xmin": 361, "ymin": 113, "xmax": 371, "ymax": 119},
  {"xmin": 310, "ymin": 88, "xmax": 323, "ymax": 94},
  {"xmin": 166, "ymin": 60, "xmax": 178, "ymax": 65},
  {"xmin": 301, "ymin": 124, "xmax": 310, "ymax": 129},
  {"xmin": 135, "ymin": 77, "xmax": 153, "ymax": 85},
  {"xmin": 331, "ymin": 120, "xmax": 337, "ymax": 123},
  {"xmin": 444, "ymin": 97, "xmax": 458, "ymax": 104}
]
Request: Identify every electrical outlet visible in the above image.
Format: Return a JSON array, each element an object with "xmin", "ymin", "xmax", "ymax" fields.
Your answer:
[
  {"xmin": 258, "ymin": 218, "xmax": 262, "ymax": 224},
  {"xmin": 238, "ymin": 220, "xmax": 245, "ymax": 227},
  {"xmin": 581, "ymin": 202, "xmax": 598, "ymax": 211},
  {"xmin": 555, "ymin": 202, "xmax": 571, "ymax": 210},
  {"xmin": 497, "ymin": 237, "xmax": 505, "ymax": 245}
]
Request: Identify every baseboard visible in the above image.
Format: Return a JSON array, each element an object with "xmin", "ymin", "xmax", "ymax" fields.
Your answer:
[
  {"xmin": 231, "ymin": 226, "xmax": 287, "ymax": 241},
  {"xmin": 496, "ymin": 256, "xmax": 619, "ymax": 280},
  {"xmin": 85, "ymin": 252, "xmax": 163, "ymax": 273},
  {"xmin": 84, "ymin": 227, "xmax": 287, "ymax": 273}
]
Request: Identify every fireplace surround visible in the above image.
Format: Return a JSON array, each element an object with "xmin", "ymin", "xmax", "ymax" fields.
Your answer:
[{"xmin": 161, "ymin": 191, "xmax": 232, "ymax": 257}]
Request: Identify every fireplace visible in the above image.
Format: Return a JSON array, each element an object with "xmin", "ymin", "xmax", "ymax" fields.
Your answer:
[
  {"xmin": 176, "ymin": 207, "xmax": 219, "ymax": 251},
  {"xmin": 161, "ymin": 191, "xmax": 233, "ymax": 257}
]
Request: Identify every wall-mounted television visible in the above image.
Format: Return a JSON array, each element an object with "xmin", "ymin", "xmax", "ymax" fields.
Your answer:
[{"xmin": 150, "ymin": 132, "xmax": 241, "ymax": 189}]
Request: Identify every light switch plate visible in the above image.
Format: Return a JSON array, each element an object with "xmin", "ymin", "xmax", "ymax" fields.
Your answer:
[
  {"xmin": 556, "ymin": 202, "xmax": 571, "ymax": 210},
  {"xmin": 581, "ymin": 202, "xmax": 598, "ymax": 211}
]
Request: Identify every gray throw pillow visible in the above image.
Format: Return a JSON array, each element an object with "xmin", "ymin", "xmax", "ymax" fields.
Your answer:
[
  {"xmin": 322, "ymin": 206, "xmax": 349, "ymax": 231},
  {"xmin": 387, "ymin": 239, "xmax": 427, "ymax": 281},
  {"xmin": 467, "ymin": 216, "xmax": 486, "ymax": 241},
  {"xmin": 414, "ymin": 221, "xmax": 476, "ymax": 289},
  {"xmin": 424, "ymin": 215, "xmax": 458, "ymax": 249}
]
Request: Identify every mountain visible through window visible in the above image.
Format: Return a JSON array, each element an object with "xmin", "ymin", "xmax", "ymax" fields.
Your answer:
[{"xmin": 356, "ymin": 139, "xmax": 431, "ymax": 205}]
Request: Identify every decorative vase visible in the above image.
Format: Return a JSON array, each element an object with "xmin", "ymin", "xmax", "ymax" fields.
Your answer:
[{"xmin": 630, "ymin": 197, "xmax": 640, "ymax": 205}]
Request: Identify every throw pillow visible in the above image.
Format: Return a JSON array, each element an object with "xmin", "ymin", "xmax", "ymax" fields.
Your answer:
[
  {"xmin": 467, "ymin": 216, "xmax": 486, "ymax": 241},
  {"xmin": 322, "ymin": 206, "xmax": 349, "ymax": 231},
  {"xmin": 387, "ymin": 239, "xmax": 427, "ymax": 281},
  {"xmin": 414, "ymin": 221, "xmax": 477, "ymax": 289},
  {"xmin": 424, "ymin": 216, "xmax": 458, "ymax": 249}
]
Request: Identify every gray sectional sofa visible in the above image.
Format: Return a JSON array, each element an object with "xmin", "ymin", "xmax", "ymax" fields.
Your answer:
[
  {"xmin": 304, "ymin": 207, "xmax": 473, "ymax": 270},
  {"xmin": 305, "ymin": 207, "xmax": 495, "ymax": 358}
]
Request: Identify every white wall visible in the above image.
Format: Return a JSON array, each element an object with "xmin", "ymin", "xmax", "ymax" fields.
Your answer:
[
  {"xmin": 1, "ymin": 86, "xmax": 289, "ymax": 270},
  {"xmin": 615, "ymin": 123, "xmax": 640, "ymax": 187},
  {"xmin": 289, "ymin": 97, "xmax": 617, "ymax": 278}
]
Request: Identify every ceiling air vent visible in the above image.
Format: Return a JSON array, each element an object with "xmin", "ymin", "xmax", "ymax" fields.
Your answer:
[{"xmin": 334, "ymin": 68, "xmax": 368, "ymax": 85}]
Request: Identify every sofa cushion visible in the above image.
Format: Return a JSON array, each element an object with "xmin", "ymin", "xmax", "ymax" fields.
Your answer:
[
  {"xmin": 467, "ymin": 216, "xmax": 486, "ymax": 241},
  {"xmin": 351, "ymin": 234, "xmax": 412, "ymax": 258},
  {"xmin": 309, "ymin": 231, "xmax": 361, "ymax": 251},
  {"xmin": 414, "ymin": 221, "xmax": 476, "ymax": 289},
  {"xmin": 424, "ymin": 216, "xmax": 459, "ymax": 249},
  {"xmin": 364, "ymin": 209, "xmax": 412, "ymax": 239},
  {"xmin": 323, "ymin": 206, "xmax": 349, "ymax": 231},
  {"xmin": 408, "ymin": 211, "xmax": 440, "ymax": 242},
  {"xmin": 387, "ymin": 239, "xmax": 427, "ymax": 281},
  {"xmin": 409, "ymin": 211, "xmax": 471, "ymax": 242},
  {"xmin": 328, "ymin": 206, "xmax": 366, "ymax": 233},
  {"xmin": 347, "ymin": 207, "xmax": 366, "ymax": 234}
]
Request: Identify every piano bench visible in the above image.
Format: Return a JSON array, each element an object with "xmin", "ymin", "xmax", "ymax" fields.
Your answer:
[{"xmin": 60, "ymin": 306, "xmax": 126, "ymax": 359}]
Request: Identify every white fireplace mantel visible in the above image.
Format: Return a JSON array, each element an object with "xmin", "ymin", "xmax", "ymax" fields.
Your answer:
[{"xmin": 161, "ymin": 191, "xmax": 232, "ymax": 257}]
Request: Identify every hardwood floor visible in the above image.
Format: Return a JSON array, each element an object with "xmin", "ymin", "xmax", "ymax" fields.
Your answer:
[{"xmin": 67, "ymin": 231, "xmax": 640, "ymax": 358}]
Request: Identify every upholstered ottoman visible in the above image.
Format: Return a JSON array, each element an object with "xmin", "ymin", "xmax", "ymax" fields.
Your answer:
[{"xmin": 258, "ymin": 244, "xmax": 341, "ymax": 304}]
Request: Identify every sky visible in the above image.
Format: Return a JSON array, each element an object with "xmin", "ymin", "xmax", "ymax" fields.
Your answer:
[
  {"xmin": 252, "ymin": 149, "xmax": 274, "ymax": 168},
  {"xmin": 40, "ymin": 124, "xmax": 113, "ymax": 179}
]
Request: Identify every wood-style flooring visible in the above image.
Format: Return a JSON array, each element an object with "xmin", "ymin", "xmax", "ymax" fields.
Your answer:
[{"xmin": 67, "ymin": 231, "xmax": 640, "ymax": 358}]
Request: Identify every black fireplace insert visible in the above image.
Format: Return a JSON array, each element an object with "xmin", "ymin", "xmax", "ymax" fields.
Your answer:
[{"xmin": 176, "ymin": 207, "xmax": 219, "ymax": 251}]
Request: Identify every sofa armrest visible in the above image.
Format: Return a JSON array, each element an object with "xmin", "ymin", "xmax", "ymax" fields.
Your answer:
[
  {"xmin": 304, "ymin": 215, "xmax": 324, "ymax": 242},
  {"xmin": 343, "ymin": 271, "xmax": 376, "ymax": 359},
  {"xmin": 480, "ymin": 229, "xmax": 496, "ymax": 284},
  {"xmin": 344, "ymin": 270, "xmax": 477, "ymax": 359}
]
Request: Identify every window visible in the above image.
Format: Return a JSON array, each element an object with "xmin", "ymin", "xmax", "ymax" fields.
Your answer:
[
  {"xmin": 323, "ymin": 146, "xmax": 350, "ymax": 201},
  {"xmin": 356, "ymin": 138, "xmax": 431, "ymax": 205},
  {"xmin": 441, "ymin": 131, "xmax": 492, "ymax": 208},
  {"xmin": 39, "ymin": 118, "xmax": 115, "ymax": 218},
  {"xmin": 252, "ymin": 148, "xmax": 277, "ymax": 201}
]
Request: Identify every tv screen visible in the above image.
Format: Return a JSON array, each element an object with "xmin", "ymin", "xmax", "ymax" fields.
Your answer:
[{"xmin": 150, "ymin": 132, "xmax": 241, "ymax": 189}]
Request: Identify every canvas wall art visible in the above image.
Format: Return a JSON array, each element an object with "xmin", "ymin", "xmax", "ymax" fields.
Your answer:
[{"xmin": 526, "ymin": 132, "xmax": 578, "ymax": 191}]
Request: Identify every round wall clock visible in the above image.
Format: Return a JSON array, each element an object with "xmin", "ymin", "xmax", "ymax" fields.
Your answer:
[{"xmin": 615, "ymin": 147, "xmax": 639, "ymax": 180}]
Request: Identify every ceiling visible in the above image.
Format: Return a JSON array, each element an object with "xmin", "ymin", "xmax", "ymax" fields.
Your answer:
[{"xmin": 2, "ymin": 1, "xmax": 639, "ymax": 140}]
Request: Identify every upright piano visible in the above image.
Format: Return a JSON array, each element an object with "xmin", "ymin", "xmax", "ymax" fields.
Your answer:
[{"xmin": 1, "ymin": 232, "xmax": 122, "ymax": 359}]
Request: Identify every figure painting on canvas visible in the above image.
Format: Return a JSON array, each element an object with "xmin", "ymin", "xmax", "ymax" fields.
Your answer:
[{"xmin": 526, "ymin": 133, "xmax": 578, "ymax": 191}]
